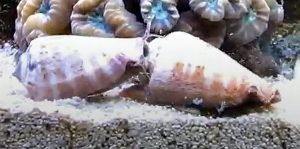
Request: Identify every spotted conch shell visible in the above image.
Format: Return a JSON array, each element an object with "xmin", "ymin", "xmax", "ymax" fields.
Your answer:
[
  {"xmin": 13, "ymin": 35, "xmax": 145, "ymax": 101},
  {"xmin": 120, "ymin": 31, "xmax": 281, "ymax": 108}
]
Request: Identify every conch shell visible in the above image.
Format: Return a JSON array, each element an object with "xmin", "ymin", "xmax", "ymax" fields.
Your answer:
[
  {"xmin": 13, "ymin": 35, "xmax": 145, "ymax": 101},
  {"xmin": 120, "ymin": 31, "xmax": 281, "ymax": 108}
]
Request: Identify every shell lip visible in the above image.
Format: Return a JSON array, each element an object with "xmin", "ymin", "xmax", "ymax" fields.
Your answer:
[
  {"xmin": 247, "ymin": 85, "xmax": 281, "ymax": 105},
  {"xmin": 270, "ymin": 89, "xmax": 281, "ymax": 104}
]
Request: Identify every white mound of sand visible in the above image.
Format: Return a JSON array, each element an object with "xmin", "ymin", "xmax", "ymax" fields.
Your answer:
[{"xmin": 272, "ymin": 56, "xmax": 300, "ymax": 125}]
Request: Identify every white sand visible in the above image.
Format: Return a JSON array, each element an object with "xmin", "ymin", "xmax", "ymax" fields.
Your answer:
[{"xmin": 272, "ymin": 56, "xmax": 300, "ymax": 125}]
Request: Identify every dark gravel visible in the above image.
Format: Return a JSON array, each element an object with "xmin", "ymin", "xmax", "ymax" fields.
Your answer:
[{"xmin": 1, "ymin": 108, "xmax": 300, "ymax": 149}]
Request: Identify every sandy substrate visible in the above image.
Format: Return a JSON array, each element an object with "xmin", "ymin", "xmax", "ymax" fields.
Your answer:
[{"xmin": 1, "ymin": 44, "xmax": 300, "ymax": 148}]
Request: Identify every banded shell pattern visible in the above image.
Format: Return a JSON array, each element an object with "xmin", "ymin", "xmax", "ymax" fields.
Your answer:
[{"xmin": 13, "ymin": 35, "xmax": 145, "ymax": 100}]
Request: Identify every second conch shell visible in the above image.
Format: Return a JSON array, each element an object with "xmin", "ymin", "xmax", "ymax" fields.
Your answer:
[{"xmin": 120, "ymin": 31, "xmax": 281, "ymax": 108}]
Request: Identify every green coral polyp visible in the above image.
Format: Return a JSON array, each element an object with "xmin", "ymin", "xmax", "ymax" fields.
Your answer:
[
  {"xmin": 151, "ymin": 0, "xmax": 169, "ymax": 23},
  {"xmin": 207, "ymin": 0, "xmax": 218, "ymax": 9},
  {"xmin": 37, "ymin": 1, "xmax": 50, "ymax": 14},
  {"xmin": 87, "ymin": 9, "xmax": 112, "ymax": 33},
  {"xmin": 242, "ymin": 8, "xmax": 257, "ymax": 25}
]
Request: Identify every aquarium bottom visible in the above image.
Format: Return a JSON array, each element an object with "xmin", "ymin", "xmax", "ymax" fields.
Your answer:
[{"xmin": 0, "ymin": 108, "xmax": 299, "ymax": 149}]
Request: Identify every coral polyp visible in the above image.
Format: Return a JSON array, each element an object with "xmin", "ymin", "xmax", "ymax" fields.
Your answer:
[
  {"xmin": 226, "ymin": 0, "xmax": 270, "ymax": 45},
  {"xmin": 259, "ymin": 0, "xmax": 284, "ymax": 54},
  {"xmin": 189, "ymin": 0, "xmax": 228, "ymax": 21},
  {"xmin": 266, "ymin": 0, "xmax": 284, "ymax": 24},
  {"xmin": 104, "ymin": 0, "xmax": 146, "ymax": 38},
  {"xmin": 14, "ymin": 0, "xmax": 77, "ymax": 51},
  {"xmin": 224, "ymin": 0, "xmax": 247, "ymax": 19},
  {"xmin": 140, "ymin": 0, "xmax": 179, "ymax": 34},
  {"xmin": 71, "ymin": 0, "xmax": 114, "ymax": 37},
  {"xmin": 173, "ymin": 11, "xmax": 226, "ymax": 48}
]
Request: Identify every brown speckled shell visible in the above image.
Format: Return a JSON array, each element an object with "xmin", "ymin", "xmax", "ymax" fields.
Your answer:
[{"xmin": 121, "ymin": 32, "xmax": 281, "ymax": 108}]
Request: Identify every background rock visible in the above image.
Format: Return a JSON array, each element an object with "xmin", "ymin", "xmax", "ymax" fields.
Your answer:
[
  {"xmin": 0, "ymin": 0, "xmax": 17, "ymax": 37},
  {"xmin": 284, "ymin": 1, "xmax": 300, "ymax": 20}
]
